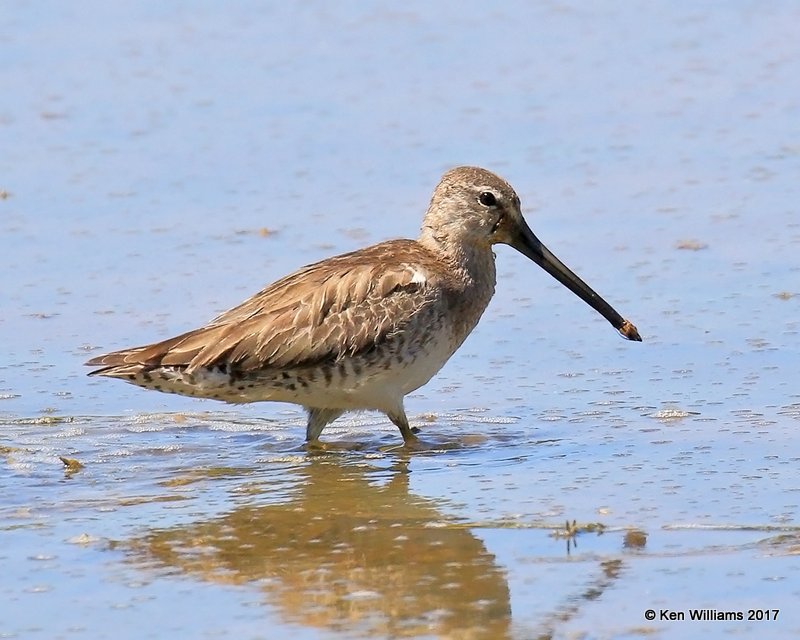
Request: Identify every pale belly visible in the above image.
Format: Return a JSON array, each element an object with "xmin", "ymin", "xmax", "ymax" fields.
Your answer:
[{"xmin": 250, "ymin": 329, "xmax": 461, "ymax": 412}]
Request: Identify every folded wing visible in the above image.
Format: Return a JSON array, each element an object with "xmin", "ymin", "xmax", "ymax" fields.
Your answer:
[{"xmin": 86, "ymin": 240, "xmax": 439, "ymax": 375}]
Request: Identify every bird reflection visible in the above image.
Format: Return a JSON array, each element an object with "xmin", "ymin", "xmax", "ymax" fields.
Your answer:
[{"xmin": 124, "ymin": 455, "xmax": 511, "ymax": 638}]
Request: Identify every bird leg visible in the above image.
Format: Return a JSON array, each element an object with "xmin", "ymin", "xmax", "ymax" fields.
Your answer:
[
  {"xmin": 387, "ymin": 410, "xmax": 419, "ymax": 445},
  {"xmin": 305, "ymin": 407, "xmax": 344, "ymax": 442}
]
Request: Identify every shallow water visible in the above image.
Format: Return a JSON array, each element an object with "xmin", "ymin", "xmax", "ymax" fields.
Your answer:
[{"xmin": 2, "ymin": 2, "xmax": 800, "ymax": 639}]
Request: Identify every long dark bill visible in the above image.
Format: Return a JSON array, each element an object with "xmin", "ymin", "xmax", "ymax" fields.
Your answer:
[{"xmin": 512, "ymin": 222, "xmax": 642, "ymax": 341}]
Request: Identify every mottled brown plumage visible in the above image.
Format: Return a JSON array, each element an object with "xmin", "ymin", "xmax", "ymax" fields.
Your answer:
[
  {"xmin": 89, "ymin": 242, "xmax": 454, "ymax": 373},
  {"xmin": 87, "ymin": 166, "xmax": 641, "ymax": 445}
]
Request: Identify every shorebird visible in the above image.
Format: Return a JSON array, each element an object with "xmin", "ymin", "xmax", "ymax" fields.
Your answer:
[{"xmin": 86, "ymin": 166, "xmax": 641, "ymax": 445}]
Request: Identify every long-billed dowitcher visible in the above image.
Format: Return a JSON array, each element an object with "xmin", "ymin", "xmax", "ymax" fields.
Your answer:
[{"xmin": 87, "ymin": 167, "xmax": 641, "ymax": 445}]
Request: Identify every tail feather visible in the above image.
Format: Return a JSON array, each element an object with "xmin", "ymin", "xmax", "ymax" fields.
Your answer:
[
  {"xmin": 85, "ymin": 329, "xmax": 203, "ymax": 373},
  {"xmin": 85, "ymin": 324, "xmax": 235, "ymax": 375},
  {"xmin": 86, "ymin": 363, "xmax": 152, "ymax": 379}
]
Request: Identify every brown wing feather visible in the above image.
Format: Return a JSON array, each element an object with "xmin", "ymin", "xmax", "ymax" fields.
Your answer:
[{"xmin": 86, "ymin": 240, "xmax": 444, "ymax": 374}]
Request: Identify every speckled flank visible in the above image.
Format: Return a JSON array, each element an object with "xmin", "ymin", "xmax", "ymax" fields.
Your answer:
[{"xmin": 86, "ymin": 166, "xmax": 640, "ymax": 444}]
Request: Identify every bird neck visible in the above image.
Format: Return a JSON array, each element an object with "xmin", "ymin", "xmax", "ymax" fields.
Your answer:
[{"xmin": 418, "ymin": 228, "xmax": 497, "ymax": 295}]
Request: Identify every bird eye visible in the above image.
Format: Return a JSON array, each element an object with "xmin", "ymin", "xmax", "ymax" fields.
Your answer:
[{"xmin": 478, "ymin": 191, "xmax": 497, "ymax": 207}]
